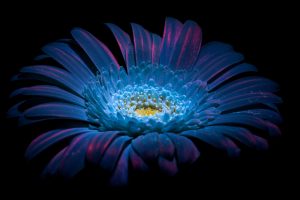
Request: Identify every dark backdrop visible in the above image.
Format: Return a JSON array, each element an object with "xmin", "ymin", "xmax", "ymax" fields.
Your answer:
[{"xmin": 1, "ymin": 1, "xmax": 297, "ymax": 198}]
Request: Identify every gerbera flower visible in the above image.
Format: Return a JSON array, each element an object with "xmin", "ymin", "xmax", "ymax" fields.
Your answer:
[{"xmin": 8, "ymin": 17, "xmax": 282, "ymax": 186}]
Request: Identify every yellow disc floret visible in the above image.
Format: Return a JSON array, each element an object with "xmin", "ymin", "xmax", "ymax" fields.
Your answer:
[{"xmin": 135, "ymin": 107, "xmax": 161, "ymax": 116}]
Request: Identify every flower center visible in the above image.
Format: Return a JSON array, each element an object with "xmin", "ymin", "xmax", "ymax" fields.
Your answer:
[{"xmin": 111, "ymin": 85, "xmax": 183, "ymax": 120}]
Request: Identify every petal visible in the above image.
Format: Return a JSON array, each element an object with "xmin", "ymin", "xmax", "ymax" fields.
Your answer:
[
  {"xmin": 131, "ymin": 23, "xmax": 152, "ymax": 65},
  {"xmin": 43, "ymin": 42, "xmax": 94, "ymax": 83},
  {"xmin": 209, "ymin": 113, "xmax": 281, "ymax": 136},
  {"xmin": 106, "ymin": 23, "xmax": 135, "ymax": 68},
  {"xmin": 19, "ymin": 65, "xmax": 83, "ymax": 95},
  {"xmin": 129, "ymin": 145, "xmax": 149, "ymax": 172},
  {"xmin": 131, "ymin": 132, "xmax": 159, "ymax": 161},
  {"xmin": 23, "ymin": 102, "xmax": 89, "ymax": 122},
  {"xmin": 42, "ymin": 147, "xmax": 68, "ymax": 176},
  {"xmin": 160, "ymin": 17, "xmax": 183, "ymax": 66},
  {"xmin": 198, "ymin": 52, "xmax": 244, "ymax": 82},
  {"xmin": 212, "ymin": 76, "xmax": 279, "ymax": 98},
  {"xmin": 214, "ymin": 126, "xmax": 268, "ymax": 150},
  {"xmin": 169, "ymin": 20, "xmax": 202, "ymax": 69},
  {"xmin": 151, "ymin": 34, "xmax": 162, "ymax": 64},
  {"xmin": 208, "ymin": 63, "xmax": 257, "ymax": 90},
  {"xmin": 233, "ymin": 109, "xmax": 282, "ymax": 124},
  {"xmin": 10, "ymin": 85, "xmax": 85, "ymax": 107},
  {"xmin": 218, "ymin": 92, "xmax": 282, "ymax": 112},
  {"xmin": 71, "ymin": 28, "xmax": 119, "ymax": 72},
  {"xmin": 182, "ymin": 129, "xmax": 240, "ymax": 157},
  {"xmin": 59, "ymin": 132, "xmax": 95, "ymax": 177},
  {"xmin": 159, "ymin": 134, "xmax": 175, "ymax": 159},
  {"xmin": 165, "ymin": 133, "xmax": 200, "ymax": 164},
  {"xmin": 26, "ymin": 128, "xmax": 91, "ymax": 159},
  {"xmin": 158, "ymin": 157, "xmax": 178, "ymax": 176},
  {"xmin": 86, "ymin": 131, "xmax": 122, "ymax": 164},
  {"xmin": 194, "ymin": 42, "xmax": 233, "ymax": 68},
  {"xmin": 100, "ymin": 135, "xmax": 131, "ymax": 171},
  {"xmin": 109, "ymin": 145, "xmax": 131, "ymax": 186}
]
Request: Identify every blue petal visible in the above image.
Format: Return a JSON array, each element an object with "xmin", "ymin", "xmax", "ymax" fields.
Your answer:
[
  {"xmin": 236, "ymin": 109, "xmax": 282, "ymax": 124},
  {"xmin": 218, "ymin": 92, "xmax": 282, "ymax": 112},
  {"xmin": 26, "ymin": 128, "xmax": 91, "ymax": 159},
  {"xmin": 7, "ymin": 101, "xmax": 24, "ymax": 118},
  {"xmin": 209, "ymin": 113, "xmax": 281, "ymax": 135},
  {"xmin": 71, "ymin": 28, "xmax": 119, "ymax": 72},
  {"xmin": 42, "ymin": 147, "xmax": 68, "ymax": 176},
  {"xmin": 182, "ymin": 129, "xmax": 240, "ymax": 157},
  {"xmin": 160, "ymin": 17, "xmax": 183, "ymax": 66},
  {"xmin": 23, "ymin": 102, "xmax": 89, "ymax": 121},
  {"xmin": 131, "ymin": 132, "xmax": 159, "ymax": 161},
  {"xmin": 151, "ymin": 34, "xmax": 161, "ymax": 64},
  {"xmin": 19, "ymin": 65, "xmax": 83, "ymax": 95},
  {"xmin": 131, "ymin": 23, "xmax": 152, "ymax": 65},
  {"xmin": 59, "ymin": 132, "xmax": 95, "ymax": 177},
  {"xmin": 43, "ymin": 42, "xmax": 94, "ymax": 83},
  {"xmin": 106, "ymin": 23, "xmax": 135, "ymax": 68},
  {"xmin": 165, "ymin": 133, "xmax": 200, "ymax": 164},
  {"xmin": 169, "ymin": 20, "xmax": 202, "ymax": 69},
  {"xmin": 204, "ymin": 126, "xmax": 268, "ymax": 150},
  {"xmin": 109, "ymin": 145, "xmax": 131, "ymax": 186},
  {"xmin": 198, "ymin": 52, "xmax": 244, "ymax": 82},
  {"xmin": 212, "ymin": 77, "xmax": 279, "ymax": 98},
  {"xmin": 100, "ymin": 135, "xmax": 131, "ymax": 171},
  {"xmin": 159, "ymin": 134, "xmax": 175, "ymax": 159},
  {"xmin": 129, "ymin": 145, "xmax": 149, "ymax": 172},
  {"xmin": 194, "ymin": 42, "xmax": 233, "ymax": 68},
  {"xmin": 10, "ymin": 85, "xmax": 85, "ymax": 107},
  {"xmin": 208, "ymin": 63, "xmax": 257, "ymax": 90},
  {"xmin": 86, "ymin": 131, "xmax": 122, "ymax": 164}
]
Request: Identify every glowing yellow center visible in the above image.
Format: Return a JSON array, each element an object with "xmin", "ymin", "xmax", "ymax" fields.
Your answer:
[{"xmin": 135, "ymin": 107, "xmax": 161, "ymax": 117}]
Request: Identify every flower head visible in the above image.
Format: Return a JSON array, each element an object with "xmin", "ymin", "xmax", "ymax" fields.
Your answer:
[{"xmin": 9, "ymin": 17, "xmax": 282, "ymax": 186}]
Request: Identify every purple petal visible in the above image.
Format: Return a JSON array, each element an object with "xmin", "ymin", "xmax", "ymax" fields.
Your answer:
[
  {"xmin": 86, "ymin": 131, "xmax": 121, "ymax": 164},
  {"xmin": 159, "ymin": 134, "xmax": 175, "ymax": 159},
  {"xmin": 109, "ymin": 145, "xmax": 131, "ymax": 186},
  {"xmin": 129, "ymin": 145, "xmax": 149, "ymax": 172},
  {"xmin": 165, "ymin": 133, "xmax": 200, "ymax": 164},
  {"xmin": 100, "ymin": 135, "xmax": 131, "ymax": 171},
  {"xmin": 131, "ymin": 132, "xmax": 159, "ymax": 161},
  {"xmin": 158, "ymin": 157, "xmax": 178, "ymax": 176}
]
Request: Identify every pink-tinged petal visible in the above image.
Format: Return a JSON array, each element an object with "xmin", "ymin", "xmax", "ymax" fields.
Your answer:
[
  {"xmin": 59, "ymin": 132, "xmax": 95, "ymax": 177},
  {"xmin": 106, "ymin": 23, "xmax": 135, "ymax": 68},
  {"xmin": 129, "ymin": 145, "xmax": 149, "ymax": 172},
  {"xmin": 131, "ymin": 23, "xmax": 152, "ymax": 65},
  {"xmin": 100, "ymin": 136, "xmax": 131, "ymax": 171},
  {"xmin": 160, "ymin": 17, "xmax": 183, "ymax": 66},
  {"xmin": 26, "ymin": 128, "xmax": 91, "ymax": 159},
  {"xmin": 151, "ymin": 34, "xmax": 162, "ymax": 64},
  {"xmin": 86, "ymin": 131, "xmax": 121, "ymax": 164},
  {"xmin": 169, "ymin": 20, "xmax": 202, "ymax": 69},
  {"xmin": 71, "ymin": 28, "xmax": 119, "ymax": 72}
]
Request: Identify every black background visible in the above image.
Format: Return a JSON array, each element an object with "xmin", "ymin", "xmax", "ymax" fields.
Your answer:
[{"xmin": 1, "ymin": 1, "xmax": 297, "ymax": 198}]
